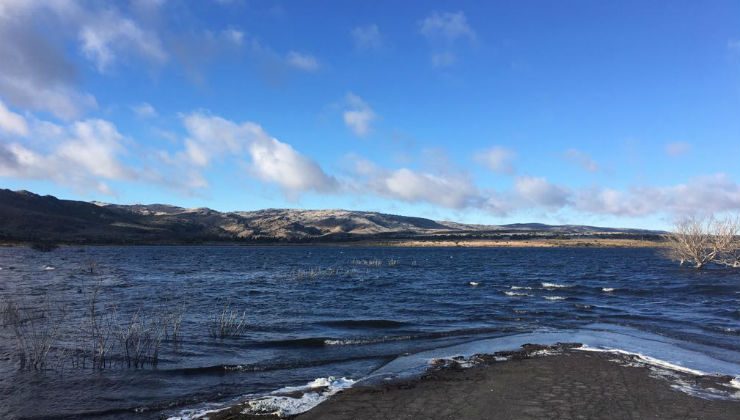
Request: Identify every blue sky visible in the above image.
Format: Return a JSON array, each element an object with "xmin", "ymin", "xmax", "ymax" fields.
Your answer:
[{"xmin": 0, "ymin": 0, "xmax": 739, "ymax": 229}]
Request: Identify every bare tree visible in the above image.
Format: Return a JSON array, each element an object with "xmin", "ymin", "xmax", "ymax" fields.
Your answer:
[{"xmin": 667, "ymin": 215, "xmax": 740, "ymax": 269}]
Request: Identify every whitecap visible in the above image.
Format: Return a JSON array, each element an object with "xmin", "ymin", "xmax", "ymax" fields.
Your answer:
[
  {"xmin": 544, "ymin": 296, "xmax": 566, "ymax": 301},
  {"xmin": 504, "ymin": 291, "xmax": 530, "ymax": 297},
  {"xmin": 43, "ymin": 266, "xmax": 55, "ymax": 271},
  {"xmin": 541, "ymin": 282, "xmax": 569, "ymax": 289},
  {"xmin": 602, "ymin": 287, "xmax": 615, "ymax": 292},
  {"xmin": 510, "ymin": 286, "xmax": 532, "ymax": 290},
  {"xmin": 243, "ymin": 377, "xmax": 355, "ymax": 417},
  {"xmin": 468, "ymin": 281, "xmax": 480, "ymax": 287}
]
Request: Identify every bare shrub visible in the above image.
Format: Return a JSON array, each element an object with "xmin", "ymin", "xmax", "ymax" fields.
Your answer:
[
  {"xmin": 117, "ymin": 310, "xmax": 166, "ymax": 368},
  {"xmin": 386, "ymin": 258, "xmax": 400, "ymax": 267},
  {"xmin": 293, "ymin": 267, "xmax": 354, "ymax": 280},
  {"xmin": 1, "ymin": 297, "xmax": 65, "ymax": 370},
  {"xmin": 667, "ymin": 215, "xmax": 740, "ymax": 269},
  {"xmin": 209, "ymin": 303, "xmax": 248, "ymax": 339},
  {"xmin": 87, "ymin": 279, "xmax": 115, "ymax": 369}
]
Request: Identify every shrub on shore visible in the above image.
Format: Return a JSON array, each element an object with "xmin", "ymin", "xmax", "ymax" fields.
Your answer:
[{"xmin": 667, "ymin": 215, "xmax": 740, "ymax": 269}]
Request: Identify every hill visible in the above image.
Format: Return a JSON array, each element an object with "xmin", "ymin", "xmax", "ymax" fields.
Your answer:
[{"xmin": 0, "ymin": 189, "xmax": 662, "ymax": 245}]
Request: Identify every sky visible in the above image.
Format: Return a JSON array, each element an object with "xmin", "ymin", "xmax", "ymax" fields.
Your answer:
[{"xmin": 0, "ymin": 0, "xmax": 739, "ymax": 230}]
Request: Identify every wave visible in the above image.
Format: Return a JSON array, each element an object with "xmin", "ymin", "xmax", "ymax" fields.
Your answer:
[
  {"xmin": 168, "ymin": 376, "xmax": 355, "ymax": 420},
  {"xmin": 504, "ymin": 291, "xmax": 531, "ymax": 297},
  {"xmin": 318, "ymin": 319, "xmax": 407, "ymax": 329},
  {"xmin": 541, "ymin": 282, "xmax": 570, "ymax": 289},
  {"xmin": 510, "ymin": 285, "xmax": 533, "ymax": 290},
  {"xmin": 601, "ymin": 287, "xmax": 616, "ymax": 292},
  {"xmin": 544, "ymin": 296, "xmax": 566, "ymax": 301}
]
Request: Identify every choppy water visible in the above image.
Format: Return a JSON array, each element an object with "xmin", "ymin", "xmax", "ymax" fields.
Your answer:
[{"xmin": 0, "ymin": 246, "xmax": 739, "ymax": 419}]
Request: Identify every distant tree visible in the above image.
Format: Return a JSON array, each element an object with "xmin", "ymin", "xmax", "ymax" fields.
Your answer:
[{"xmin": 667, "ymin": 215, "xmax": 739, "ymax": 269}]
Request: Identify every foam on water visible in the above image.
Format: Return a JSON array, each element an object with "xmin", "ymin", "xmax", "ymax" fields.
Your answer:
[
  {"xmin": 542, "ymin": 282, "xmax": 569, "ymax": 289},
  {"xmin": 544, "ymin": 296, "xmax": 566, "ymax": 301},
  {"xmin": 505, "ymin": 291, "xmax": 530, "ymax": 297},
  {"xmin": 602, "ymin": 287, "xmax": 616, "ymax": 292},
  {"xmin": 169, "ymin": 377, "xmax": 355, "ymax": 419}
]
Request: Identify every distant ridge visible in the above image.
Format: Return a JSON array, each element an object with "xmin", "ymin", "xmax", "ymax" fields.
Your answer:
[{"xmin": 0, "ymin": 189, "xmax": 662, "ymax": 244}]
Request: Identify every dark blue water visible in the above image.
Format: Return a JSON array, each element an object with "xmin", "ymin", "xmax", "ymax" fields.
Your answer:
[{"xmin": 0, "ymin": 246, "xmax": 738, "ymax": 418}]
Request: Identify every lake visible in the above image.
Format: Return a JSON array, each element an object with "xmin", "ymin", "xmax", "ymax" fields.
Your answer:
[{"xmin": 0, "ymin": 246, "xmax": 739, "ymax": 418}]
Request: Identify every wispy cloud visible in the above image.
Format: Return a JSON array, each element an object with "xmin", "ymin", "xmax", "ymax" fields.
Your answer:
[
  {"xmin": 343, "ymin": 93, "xmax": 376, "ymax": 137},
  {"xmin": 418, "ymin": 11, "xmax": 475, "ymax": 67},
  {"xmin": 419, "ymin": 11, "xmax": 476, "ymax": 43},
  {"xmin": 131, "ymin": 102, "xmax": 158, "ymax": 118},
  {"xmin": 351, "ymin": 24, "xmax": 383, "ymax": 50},
  {"xmin": 285, "ymin": 51, "xmax": 320, "ymax": 72},
  {"xmin": 564, "ymin": 149, "xmax": 599, "ymax": 172},
  {"xmin": 474, "ymin": 146, "xmax": 516, "ymax": 174},
  {"xmin": 665, "ymin": 141, "xmax": 691, "ymax": 157}
]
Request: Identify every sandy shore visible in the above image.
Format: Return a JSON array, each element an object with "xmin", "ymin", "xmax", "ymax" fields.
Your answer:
[{"xmin": 212, "ymin": 349, "xmax": 739, "ymax": 420}]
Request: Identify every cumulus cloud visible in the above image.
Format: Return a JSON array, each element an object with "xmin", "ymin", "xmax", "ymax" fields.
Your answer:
[
  {"xmin": 0, "ymin": 1, "xmax": 168, "ymax": 118},
  {"xmin": 665, "ymin": 141, "xmax": 691, "ymax": 157},
  {"xmin": 348, "ymin": 157, "xmax": 480, "ymax": 209},
  {"xmin": 0, "ymin": 1, "xmax": 97, "ymax": 119},
  {"xmin": 475, "ymin": 147, "xmax": 516, "ymax": 174},
  {"xmin": 285, "ymin": 51, "xmax": 320, "ymax": 71},
  {"xmin": 564, "ymin": 149, "xmax": 599, "ymax": 172},
  {"xmin": 0, "ymin": 100, "xmax": 29, "ymax": 136},
  {"xmin": 575, "ymin": 174, "xmax": 740, "ymax": 217},
  {"xmin": 343, "ymin": 93, "xmax": 376, "ymax": 137},
  {"xmin": 179, "ymin": 113, "xmax": 337, "ymax": 194},
  {"xmin": 351, "ymin": 24, "xmax": 382, "ymax": 50},
  {"xmin": 514, "ymin": 176, "xmax": 570, "ymax": 208},
  {"xmin": 0, "ymin": 118, "xmax": 132, "ymax": 194}
]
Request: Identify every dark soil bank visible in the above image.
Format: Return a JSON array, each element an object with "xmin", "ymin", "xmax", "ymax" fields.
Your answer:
[{"xmin": 215, "ymin": 351, "xmax": 740, "ymax": 420}]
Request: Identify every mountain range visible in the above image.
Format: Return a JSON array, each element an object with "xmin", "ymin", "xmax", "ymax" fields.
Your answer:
[{"xmin": 0, "ymin": 189, "xmax": 661, "ymax": 244}]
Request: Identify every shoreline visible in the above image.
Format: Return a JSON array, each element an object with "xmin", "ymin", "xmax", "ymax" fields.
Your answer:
[
  {"xmin": 0, "ymin": 237, "xmax": 665, "ymax": 249},
  {"xmin": 206, "ymin": 348, "xmax": 740, "ymax": 420}
]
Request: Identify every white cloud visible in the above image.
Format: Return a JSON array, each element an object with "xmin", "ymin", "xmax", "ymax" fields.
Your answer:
[
  {"xmin": 351, "ymin": 24, "xmax": 382, "ymax": 50},
  {"xmin": 343, "ymin": 93, "xmax": 376, "ymax": 137},
  {"xmin": 372, "ymin": 167, "xmax": 480, "ymax": 209},
  {"xmin": 515, "ymin": 176, "xmax": 570, "ymax": 208},
  {"xmin": 564, "ymin": 149, "xmax": 599, "ymax": 172},
  {"xmin": 575, "ymin": 174, "xmax": 740, "ymax": 217},
  {"xmin": 418, "ymin": 11, "xmax": 475, "ymax": 68},
  {"xmin": 0, "ymin": 1, "xmax": 97, "ymax": 119},
  {"xmin": 132, "ymin": 102, "xmax": 158, "ymax": 118},
  {"xmin": 221, "ymin": 28, "xmax": 244, "ymax": 45},
  {"xmin": 0, "ymin": 100, "xmax": 29, "ymax": 136},
  {"xmin": 665, "ymin": 141, "xmax": 691, "ymax": 157},
  {"xmin": 79, "ymin": 10, "xmax": 167, "ymax": 72},
  {"xmin": 286, "ymin": 51, "xmax": 320, "ymax": 71},
  {"xmin": 419, "ymin": 11, "xmax": 475, "ymax": 42},
  {"xmin": 180, "ymin": 113, "xmax": 337, "ymax": 194},
  {"xmin": 0, "ymin": 118, "xmax": 132, "ymax": 194},
  {"xmin": 475, "ymin": 147, "xmax": 516, "ymax": 174}
]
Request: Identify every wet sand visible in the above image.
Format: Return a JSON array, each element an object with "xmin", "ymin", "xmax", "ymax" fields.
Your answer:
[{"xmin": 215, "ymin": 350, "xmax": 740, "ymax": 420}]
